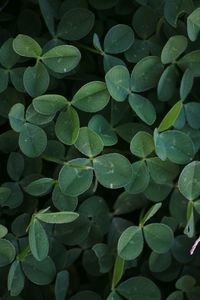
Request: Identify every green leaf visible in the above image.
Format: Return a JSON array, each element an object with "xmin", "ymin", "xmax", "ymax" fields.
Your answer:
[
  {"xmin": 8, "ymin": 103, "xmax": 25, "ymax": 133},
  {"xmin": 22, "ymin": 255, "xmax": 56, "ymax": 285},
  {"xmin": 75, "ymin": 127, "xmax": 104, "ymax": 157},
  {"xmin": 58, "ymin": 8, "xmax": 95, "ymax": 41},
  {"xmin": 107, "ymin": 291, "xmax": 122, "ymax": 300},
  {"xmin": 33, "ymin": 94, "xmax": 67, "ymax": 115},
  {"xmin": 158, "ymin": 100, "xmax": 183, "ymax": 132},
  {"xmin": 13, "ymin": 34, "xmax": 42, "ymax": 58},
  {"xmin": 114, "ymin": 192, "xmax": 147, "ymax": 216},
  {"xmin": 117, "ymin": 276, "xmax": 161, "ymax": 300},
  {"xmin": 111, "ymin": 256, "xmax": 124, "ymax": 290},
  {"xmin": 88, "ymin": 115, "xmax": 118, "ymax": 146},
  {"xmin": 42, "ymin": 45, "xmax": 81, "ymax": 73},
  {"xmin": 105, "ymin": 65, "xmax": 130, "ymax": 102},
  {"xmin": 130, "ymin": 131, "xmax": 154, "ymax": 158},
  {"xmin": 58, "ymin": 158, "xmax": 93, "ymax": 196},
  {"xmin": 157, "ymin": 65, "xmax": 178, "ymax": 102},
  {"xmin": 23, "ymin": 62, "xmax": 50, "ymax": 97},
  {"xmin": 92, "ymin": 243, "xmax": 113, "ymax": 273},
  {"xmin": 104, "ymin": 24, "xmax": 134, "ymax": 54},
  {"xmin": 125, "ymin": 39, "xmax": 149, "ymax": 64},
  {"xmin": 176, "ymin": 275, "xmax": 196, "ymax": 292},
  {"xmin": 147, "ymin": 157, "xmax": 179, "ymax": 184},
  {"xmin": 55, "ymin": 106, "xmax": 80, "ymax": 145},
  {"xmin": 103, "ymin": 54, "xmax": 125, "ymax": 72},
  {"xmin": 52, "ymin": 185, "xmax": 78, "ymax": 212},
  {"xmin": 70, "ymin": 291, "xmax": 102, "ymax": 300},
  {"xmin": 0, "ymin": 224, "xmax": 8, "ymax": 238},
  {"xmin": 8, "ymin": 72, "xmax": 23, "ymax": 91},
  {"xmin": 156, "ymin": 130, "xmax": 195, "ymax": 164},
  {"xmin": 79, "ymin": 195, "xmax": 110, "ymax": 235},
  {"xmin": 36, "ymin": 211, "xmax": 79, "ymax": 224},
  {"xmin": 166, "ymin": 291, "xmax": 184, "ymax": 300},
  {"xmin": 25, "ymin": 178, "xmax": 54, "ymax": 196},
  {"xmin": 187, "ymin": 8, "xmax": 200, "ymax": 41},
  {"xmin": 93, "ymin": 153, "xmax": 132, "ymax": 189},
  {"xmin": 161, "ymin": 35, "xmax": 188, "ymax": 64},
  {"xmin": 0, "ymin": 68, "xmax": 9, "ymax": 93},
  {"xmin": 140, "ymin": 203, "xmax": 162, "ymax": 226},
  {"xmin": 8, "ymin": 260, "xmax": 25, "ymax": 296},
  {"xmin": 164, "ymin": 0, "xmax": 193, "ymax": 27},
  {"xmin": 144, "ymin": 181, "xmax": 172, "ymax": 203},
  {"xmin": 0, "ymin": 38, "xmax": 19, "ymax": 68},
  {"xmin": 125, "ymin": 161, "xmax": 150, "ymax": 194},
  {"xmin": 149, "ymin": 251, "xmax": 172, "ymax": 273},
  {"xmin": 129, "ymin": 93, "xmax": 156, "ymax": 125},
  {"xmin": 178, "ymin": 50, "xmax": 200, "ymax": 76},
  {"xmin": 7, "ymin": 152, "xmax": 24, "ymax": 181},
  {"xmin": 178, "ymin": 161, "xmax": 200, "ymax": 201},
  {"xmin": 72, "ymin": 81, "xmax": 110, "ymax": 112},
  {"xmin": 89, "ymin": 0, "xmax": 117, "ymax": 10},
  {"xmin": 0, "ymin": 239, "xmax": 16, "ymax": 267},
  {"xmin": 19, "ymin": 123, "xmax": 47, "ymax": 158},
  {"xmin": 117, "ymin": 226, "xmax": 144, "ymax": 260},
  {"xmin": 132, "ymin": 6, "xmax": 158, "ymax": 39},
  {"xmin": 55, "ymin": 271, "xmax": 69, "ymax": 300},
  {"xmin": 26, "ymin": 103, "xmax": 55, "ymax": 125},
  {"xmin": 0, "ymin": 182, "xmax": 23, "ymax": 209},
  {"xmin": 143, "ymin": 223, "xmax": 174, "ymax": 253},
  {"xmin": 0, "ymin": 187, "xmax": 11, "ymax": 206},
  {"xmin": 29, "ymin": 219, "xmax": 49, "ymax": 261},
  {"xmin": 180, "ymin": 69, "xmax": 194, "ymax": 101},
  {"xmin": 131, "ymin": 56, "xmax": 164, "ymax": 92},
  {"xmin": 38, "ymin": 0, "xmax": 55, "ymax": 36},
  {"xmin": 185, "ymin": 102, "xmax": 200, "ymax": 129}
]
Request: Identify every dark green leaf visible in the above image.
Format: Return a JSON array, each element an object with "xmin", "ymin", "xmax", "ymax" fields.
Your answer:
[
  {"xmin": 55, "ymin": 271, "xmax": 69, "ymax": 300},
  {"xmin": 104, "ymin": 24, "xmax": 134, "ymax": 54},
  {"xmin": 117, "ymin": 276, "xmax": 161, "ymax": 300},
  {"xmin": 22, "ymin": 255, "xmax": 56, "ymax": 285},
  {"xmin": 58, "ymin": 8, "xmax": 95, "ymax": 41},
  {"xmin": 0, "ymin": 239, "xmax": 16, "ymax": 267},
  {"xmin": 143, "ymin": 223, "xmax": 174, "ymax": 253}
]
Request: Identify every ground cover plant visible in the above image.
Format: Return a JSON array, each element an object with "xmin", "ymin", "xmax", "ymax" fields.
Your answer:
[{"xmin": 0, "ymin": 0, "xmax": 200, "ymax": 299}]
